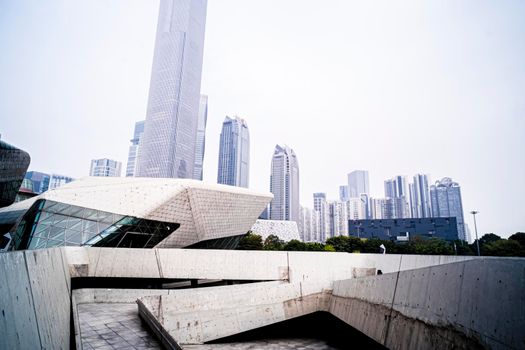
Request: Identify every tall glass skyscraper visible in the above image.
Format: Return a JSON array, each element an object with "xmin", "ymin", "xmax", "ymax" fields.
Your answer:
[
  {"xmin": 347, "ymin": 170, "xmax": 369, "ymax": 198},
  {"xmin": 217, "ymin": 116, "xmax": 249, "ymax": 187},
  {"xmin": 136, "ymin": 0, "xmax": 207, "ymax": 179},
  {"xmin": 193, "ymin": 95, "xmax": 208, "ymax": 180},
  {"xmin": 270, "ymin": 145, "xmax": 299, "ymax": 222},
  {"xmin": 126, "ymin": 121, "xmax": 145, "ymax": 177},
  {"xmin": 430, "ymin": 177, "xmax": 466, "ymax": 241},
  {"xmin": 409, "ymin": 174, "xmax": 431, "ymax": 218},
  {"xmin": 384, "ymin": 175, "xmax": 410, "ymax": 218}
]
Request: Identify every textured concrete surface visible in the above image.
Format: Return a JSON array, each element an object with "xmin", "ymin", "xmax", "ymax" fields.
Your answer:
[
  {"xmin": 251, "ymin": 219, "xmax": 300, "ymax": 241},
  {"xmin": 330, "ymin": 257, "xmax": 525, "ymax": 349},
  {"xmin": 183, "ymin": 339, "xmax": 340, "ymax": 349},
  {"xmin": 0, "ymin": 248, "xmax": 70, "ymax": 350},
  {"xmin": 78, "ymin": 303, "xmax": 161, "ymax": 350}
]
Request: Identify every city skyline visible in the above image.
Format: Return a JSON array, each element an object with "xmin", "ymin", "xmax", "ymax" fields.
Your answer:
[{"xmin": 1, "ymin": 0, "xmax": 524, "ymax": 237}]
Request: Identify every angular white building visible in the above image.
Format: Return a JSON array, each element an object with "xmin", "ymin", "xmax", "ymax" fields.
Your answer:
[{"xmin": 1, "ymin": 177, "xmax": 271, "ymax": 251}]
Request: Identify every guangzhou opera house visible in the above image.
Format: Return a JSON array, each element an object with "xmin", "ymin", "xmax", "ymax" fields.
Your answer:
[{"xmin": 0, "ymin": 177, "xmax": 272, "ymax": 251}]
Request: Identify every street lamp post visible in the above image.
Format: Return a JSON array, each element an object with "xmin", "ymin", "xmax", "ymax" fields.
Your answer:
[{"xmin": 470, "ymin": 211, "xmax": 480, "ymax": 256}]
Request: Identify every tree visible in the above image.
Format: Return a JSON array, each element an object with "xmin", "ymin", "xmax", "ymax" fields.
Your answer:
[
  {"xmin": 263, "ymin": 234, "xmax": 285, "ymax": 250},
  {"xmin": 303, "ymin": 242, "xmax": 326, "ymax": 251},
  {"xmin": 237, "ymin": 232, "xmax": 263, "ymax": 250},
  {"xmin": 483, "ymin": 239, "xmax": 524, "ymax": 257},
  {"xmin": 325, "ymin": 236, "xmax": 349, "ymax": 252},
  {"xmin": 410, "ymin": 238, "xmax": 454, "ymax": 255},
  {"xmin": 323, "ymin": 244, "xmax": 336, "ymax": 252},
  {"xmin": 509, "ymin": 232, "xmax": 525, "ymax": 247},
  {"xmin": 283, "ymin": 239, "xmax": 306, "ymax": 251}
]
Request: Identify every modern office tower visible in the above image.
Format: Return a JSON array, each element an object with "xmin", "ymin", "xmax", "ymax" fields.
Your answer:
[
  {"xmin": 217, "ymin": 116, "xmax": 250, "ymax": 187},
  {"xmin": 126, "ymin": 121, "xmax": 145, "ymax": 177},
  {"xmin": 136, "ymin": 0, "xmax": 207, "ymax": 179},
  {"xmin": 299, "ymin": 206, "xmax": 319, "ymax": 242},
  {"xmin": 313, "ymin": 192, "xmax": 330, "ymax": 242},
  {"xmin": 347, "ymin": 170, "xmax": 369, "ymax": 198},
  {"xmin": 329, "ymin": 201, "xmax": 348, "ymax": 237},
  {"xmin": 24, "ymin": 171, "xmax": 50, "ymax": 194},
  {"xmin": 430, "ymin": 177, "xmax": 467, "ymax": 241},
  {"xmin": 269, "ymin": 145, "xmax": 299, "ymax": 222},
  {"xmin": 339, "ymin": 185, "xmax": 349, "ymax": 202},
  {"xmin": 193, "ymin": 95, "xmax": 208, "ymax": 180},
  {"xmin": 347, "ymin": 197, "xmax": 366, "ymax": 220},
  {"xmin": 410, "ymin": 174, "xmax": 431, "ymax": 218},
  {"xmin": 384, "ymin": 175, "xmax": 410, "ymax": 218},
  {"xmin": 48, "ymin": 174, "xmax": 73, "ymax": 190},
  {"xmin": 90, "ymin": 159, "xmax": 122, "ymax": 177}
]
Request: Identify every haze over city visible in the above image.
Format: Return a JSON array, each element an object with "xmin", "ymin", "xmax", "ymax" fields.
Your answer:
[{"xmin": 1, "ymin": 0, "xmax": 524, "ymax": 237}]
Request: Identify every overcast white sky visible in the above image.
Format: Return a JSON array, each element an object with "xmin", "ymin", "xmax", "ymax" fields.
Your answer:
[{"xmin": 1, "ymin": 0, "xmax": 524, "ymax": 237}]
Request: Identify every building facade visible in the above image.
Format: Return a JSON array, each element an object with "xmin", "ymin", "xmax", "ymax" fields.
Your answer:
[
  {"xmin": 313, "ymin": 192, "xmax": 329, "ymax": 242},
  {"xmin": 217, "ymin": 116, "xmax": 249, "ymax": 187},
  {"xmin": 329, "ymin": 201, "xmax": 348, "ymax": 238},
  {"xmin": 136, "ymin": 0, "xmax": 207, "ymax": 179},
  {"xmin": 126, "ymin": 121, "xmax": 145, "ymax": 177},
  {"xmin": 348, "ymin": 217, "xmax": 459, "ymax": 242},
  {"xmin": 0, "ymin": 140, "xmax": 30, "ymax": 208},
  {"xmin": 269, "ymin": 145, "xmax": 299, "ymax": 223},
  {"xmin": 409, "ymin": 174, "xmax": 431, "ymax": 218},
  {"xmin": 430, "ymin": 177, "xmax": 466, "ymax": 241},
  {"xmin": 347, "ymin": 170, "xmax": 369, "ymax": 198},
  {"xmin": 339, "ymin": 185, "xmax": 349, "ymax": 202},
  {"xmin": 193, "ymin": 94, "xmax": 208, "ymax": 180},
  {"xmin": 48, "ymin": 174, "xmax": 74, "ymax": 190},
  {"xmin": 384, "ymin": 175, "xmax": 410, "ymax": 218},
  {"xmin": 24, "ymin": 171, "xmax": 50, "ymax": 194},
  {"xmin": 90, "ymin": 159, "xmax": 122, "ymax": 177}
]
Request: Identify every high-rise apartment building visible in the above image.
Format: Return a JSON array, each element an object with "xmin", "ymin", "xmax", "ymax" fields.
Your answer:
[
  {"xmin": 136, "ymin": 0, "xmax": 207, "ymax": 179},
  {"xmin": 48, "ymin": 174, "xmax": 73, "ymax": 190},
  {"xmin": 348, "ymin": 170, "xmax": 369, "ymax": 198},
  {"xmin": 269, "ymin": 145, "xmax": 299, "ymax": 223},
  {"xmin": 217, "ymin": 116, "xmax": 249, "ymax": 187},
  {"xmin": 126, "ymin": 121, "xmax": 145, "ymax": 177},
  {"xmin": 90, "ymin": 159, "xmax": 122, "ymax": 177},
  {"xmin": 384, "ymin": 175, "xmax": 410, "ymax": 218},
  {"xmin": 299, "ymin": 206, "xmax": 319, "ymax": 242},
  {"xmin": 193, "ymin": 95, "xmax": 208, "ymax": 180},
  {"xmin": 329, "ymin": 201, "xmax": 348, "ymax": 238},
  {"xmin": 347, "ymin": 197, "xmax": 366, "ymax": 220},
  {"xmin": 430, "ymin": 177, "xmax": 466, "ymax": 241},
  {"xmin": 313, "ymin": 193, "xmax": 330, "ymax": 242},
  {"xmin": 409, "ymin": 174, "xmax": 431, "ymax": 218},
  {"xmin": 339, "ymin": 185, "xmax": 349, "ymax": 202}
]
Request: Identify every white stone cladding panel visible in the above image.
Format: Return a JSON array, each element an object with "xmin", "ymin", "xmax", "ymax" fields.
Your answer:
[
  {"xmin": 250, "ymin": 219, "xmax": 300, "ymax": 241},
  {"xmin": 24, "ymin": 177, "xmax": 272, "ymax": 248}
]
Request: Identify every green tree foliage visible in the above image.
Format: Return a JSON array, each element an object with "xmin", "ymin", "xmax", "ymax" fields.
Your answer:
[
  {"xmin": 263, "ymin": 234, "xmax": 285, "ymax": 250},
  {"xmin": 483, "ymin": 239, "xmax": 524, "ymax": 257},
  {"xmin": 409, "ymin": 237, "xmax": 454, "ymax": 255},
  {"xmin": 237, "ymin": 232, "xmax": 263, "ymax": 250},
  {"xmin": 323, "ymin": 244, "xmax": 336, "ymax": 252},
  {"xmin": 283, "ymin": 239, "xmax": 306, "ymax": 251},
  {"xmin": 509, "ymin": 232, "xmax": 525, "ymax": 247}
]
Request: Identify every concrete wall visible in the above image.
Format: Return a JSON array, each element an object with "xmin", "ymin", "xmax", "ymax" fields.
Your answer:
[
  {"xmin": 0, "ymin": 248, "xmax": 71, "ymax": 350},
  {"xmin": 330, "ymin": 257, "xmax": 525, "ymax": 350},
  {"xmin": 137, "ymin": 281, "xmax": 332, "ymax": 345}
]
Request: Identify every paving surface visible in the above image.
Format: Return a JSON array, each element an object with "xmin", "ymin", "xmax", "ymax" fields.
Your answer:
[
  {"xmin": 78, "ymin": 303, "xmax": 161, "ymax": 350},
  {"xmin": 78, "ymin": 303, "xmax": 342, "ymax": 350}
]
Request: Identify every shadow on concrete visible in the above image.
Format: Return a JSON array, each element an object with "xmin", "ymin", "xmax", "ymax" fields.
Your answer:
[{"xmin": 208, "ymin": 311, "xmax": 386, "ymax": 349}]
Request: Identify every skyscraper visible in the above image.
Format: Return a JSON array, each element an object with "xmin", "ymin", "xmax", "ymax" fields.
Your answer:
[
  {"xmin": 48, "ymin": 174, "xmax": 73, "ymax": 190},
  {"xmin": 410, "ymin": 174, "xmax": 431, "ymax": 218},
  {"xmin": 430, "ymin": 177, "xmax": 466, "ymax": 241},
  {"xmin": 125, "ymin": 121, "xmax": 145, "ymax": 177},
  {"xmin": 193, "ymin": 94, "xmax": 208, "ymax": 180},
  {"xmin": 269, "ymin": 145, "xmax": 299, "ymax": 223},
  {"xmin": 90, "ymin": 159, "xmax": 122, "ymax": 177},
  {"xmin": 136, "ymin": 0, "xmax": 207, "ymax": 179},
  {"xmin": 329, "ymin": 201, "xmax": 348, "ymax": 237},
  {"xmin": 384, "ymin": 175, "xmax": 410, "ymax": 218},
  {"xmin": 313, "ymin": 192, "xmax": 330, "ymax": 242},
  {"xmin": 347, "ymin": 170, "xmax": 369, "ymax": 198},
  {"xmin": 217, "ymin": 116, "xmax": 250, "ymax": 187},
  {"xmin": 339, "ymin": 185, "xmax": 349, "ymax": 202}
]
